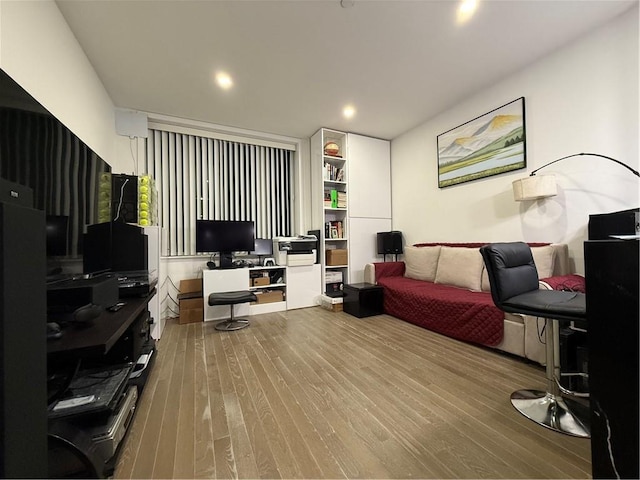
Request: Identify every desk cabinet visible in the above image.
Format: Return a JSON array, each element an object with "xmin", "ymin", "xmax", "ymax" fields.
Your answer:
[{"xmin": 203, "ymin": 266, "xmax": 287, "ymax": 321}]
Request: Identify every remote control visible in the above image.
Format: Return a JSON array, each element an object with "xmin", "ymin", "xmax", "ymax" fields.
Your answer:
[{"xmin": 108, "ymin": 302, "xmax": 126, "ymax": 312}]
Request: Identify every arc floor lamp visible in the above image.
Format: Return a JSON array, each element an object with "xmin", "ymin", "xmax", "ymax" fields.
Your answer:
[{"xmin": 512, "ymin": 152, "xmax": 640, "ymax": 201}]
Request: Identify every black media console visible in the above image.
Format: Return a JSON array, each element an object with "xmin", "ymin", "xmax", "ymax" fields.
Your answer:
[{"xmin": 47, "ymin": 290, "xmax": 157, "ymax": 478}]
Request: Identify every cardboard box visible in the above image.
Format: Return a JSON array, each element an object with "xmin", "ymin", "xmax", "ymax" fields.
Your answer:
[
  {"xmin": 179, "ymin": 297, "xmax": 203, "ymax": 324},
  {"xmin": 178, "ymin": 278, "xmax": 203, "ymax": 324},
  {"xmin": 326, "ymin": 249, "xmax": 348, "ymax": 266},
  {"xmin": 252, "ymin": 277, "xmax": 270, "ymax": 287},
  {"xmin": 178, "ymin": 279, "xmax": 202, "ymax": 298},
  {"xmin": 252, "ymin": 290, "xmax": 284, "ymax": 304}
]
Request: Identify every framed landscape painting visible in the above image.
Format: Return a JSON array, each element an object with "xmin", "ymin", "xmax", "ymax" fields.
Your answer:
[{"xmin": 437, "ymin": 97, "xmax": 526, "ymax": 188}]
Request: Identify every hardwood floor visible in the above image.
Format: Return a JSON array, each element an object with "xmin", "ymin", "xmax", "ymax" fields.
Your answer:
[{"xmin": 115, "ymin": 307, "xmax": 591, "ymax": 479}]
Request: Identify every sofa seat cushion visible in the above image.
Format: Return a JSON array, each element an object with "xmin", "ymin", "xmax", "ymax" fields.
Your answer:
[{"xmin": 378, "ymin": 276, "xmax": 504, "ymax": 346}]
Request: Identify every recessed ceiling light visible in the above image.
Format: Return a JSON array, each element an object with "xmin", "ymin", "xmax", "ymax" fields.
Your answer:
[
  {"xmin": 343, "ymin": 105, "xmax": 356, "ymax": 119},
  {"xmin": 457, "ymin": 0, "xmax": 478, "ymax": 25},
  {"xmin": 215, "ymin": 72, "xmax": 233, "ymax": 90}
]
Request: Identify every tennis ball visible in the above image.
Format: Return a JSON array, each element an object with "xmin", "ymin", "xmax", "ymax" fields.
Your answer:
[
  {"xmin": 139, "ymin": 202, "xmax": 148, "ymax": 211},
  {"xmin": 139, "ymin": 185, "xmax": 148, "ymax": 194},
  {"xmin": 139, "ymin": 193, "xmax": 148, "ymax": 202}
]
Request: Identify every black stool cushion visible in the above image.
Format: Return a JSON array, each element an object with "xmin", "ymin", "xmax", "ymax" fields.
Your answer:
[{"xmin": 208, "ymin": 290, "xmax": 257, "ymax": 306}]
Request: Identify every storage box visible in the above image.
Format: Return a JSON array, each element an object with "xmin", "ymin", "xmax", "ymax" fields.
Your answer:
[
  {"xmin": 252, "ymin": 277, "xmax": 270, "ymax": 287},
  {"xmin": 325, "ymin": 282, "xmax": 343, "ymax": 296},
  {"xmin": 320, "ymin": 294, "xmax": 343, "ymax": 312},
  {"xmin": 178, "ymin": 298, "xmax": 203, "ymax": 324},
  {"xmin": 325, "ymin": 271, "xmax": 343, "ymax": 283},
  {"xmin": 252, "ymin": 290, "xmax": 284, "ymax": 304},
  {"xmin": 326, "ymin": 249, "xmax": 348, "ymax": 266},
  {"xmin": 178, "ymin": 278, "xmax": 203, "ymax": 324},
  {"xmin": 179, "ymin": 279, "xmax": 202, "ymax": 297}
]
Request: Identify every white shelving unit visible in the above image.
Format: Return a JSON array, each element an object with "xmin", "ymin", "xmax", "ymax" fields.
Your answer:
[{"xmin": 311, "ymin": 128, "xmax": 349, "ymax": 295}]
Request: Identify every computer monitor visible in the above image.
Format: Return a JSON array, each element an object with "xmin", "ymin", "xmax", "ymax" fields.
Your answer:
[
  {"xmin": 251, "ymin": 238, "xmax": 273, "ymax": 256},
  {"xmin": 195, "ymin": 220, "xmax": 255, "ymax": 268}
]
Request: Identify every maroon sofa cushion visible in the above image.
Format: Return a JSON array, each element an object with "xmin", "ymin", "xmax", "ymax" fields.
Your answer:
[{"xmin": 377, "ymin": 276, "xmax": 504, "ymax": 346}]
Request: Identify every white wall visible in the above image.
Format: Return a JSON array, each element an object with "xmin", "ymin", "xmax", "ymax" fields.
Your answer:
[
  {"xmin": 391, "ymin": 6, "xmax": 639, "ymax": 274},
  {"xmin": 0, "ymin": 0, "xmax": 119, "ymax": 165}
]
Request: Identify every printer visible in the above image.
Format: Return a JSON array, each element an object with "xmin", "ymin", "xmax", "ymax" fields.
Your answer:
[{"xmin": 273, "ymin": 235, "xmax": 317, "ymax": 266}]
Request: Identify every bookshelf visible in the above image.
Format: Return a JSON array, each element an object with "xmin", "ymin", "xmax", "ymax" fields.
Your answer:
[{"xmin": 311, "ymin": 128, "xmax": 349, "ymax": 297}]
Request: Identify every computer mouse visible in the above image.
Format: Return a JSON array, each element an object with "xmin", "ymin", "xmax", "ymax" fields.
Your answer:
[
  {"xmin": 47, "ymin": 322, "xmax": 63, "ymax": 340},
  {"xmin": 72, "ymin": 303, "xmax": 103, "ymax": 324}
]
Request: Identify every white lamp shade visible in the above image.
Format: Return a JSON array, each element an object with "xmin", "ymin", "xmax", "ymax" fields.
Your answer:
[{"xmin": 512, "ymin": 175, "xmax": 557, "ymax": 201}]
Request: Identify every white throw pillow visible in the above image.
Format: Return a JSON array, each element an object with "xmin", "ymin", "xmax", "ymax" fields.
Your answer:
[
  {"xmin": 531, "ymin": 245, "xmax": 555, "ymax": 278},
  {"xmin": 481, "ymin": 267, "xmax": 491, "ymax": 292},
  {"xmin": 434, "ymin": 246, "xmax": 484, "ymax": 292},
  {"xmin": 404, "ymin": 245, "xmax": 441, "ymax": 282}
]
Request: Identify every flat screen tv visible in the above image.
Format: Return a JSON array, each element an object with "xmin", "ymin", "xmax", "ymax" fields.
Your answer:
[
  {"xmin": 196, "ymin": 220, "xmax": 255, "ymax": 268},
  {"xmin": 0, "ymin": 69, "xmax": 112, "ymax": 279}
]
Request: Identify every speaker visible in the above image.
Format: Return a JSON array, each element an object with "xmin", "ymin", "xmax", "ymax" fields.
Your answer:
[
  {"xmin": 377, "ymin": 231, "xmax": 403, "ymax": 255},
  {"xmin": 0, "ymin": 201, "xmax": 47, "ymax": 477}
]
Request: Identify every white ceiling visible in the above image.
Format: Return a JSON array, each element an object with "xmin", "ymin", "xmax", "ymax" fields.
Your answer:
[{"xmin": 56, "ymin": 0, "xmax": 636, "ymax": 141}]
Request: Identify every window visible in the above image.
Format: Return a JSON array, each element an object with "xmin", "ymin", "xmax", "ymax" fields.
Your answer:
[{"xmin": 143, "ymin": 129, "xmax": 293, "ymax": 256}]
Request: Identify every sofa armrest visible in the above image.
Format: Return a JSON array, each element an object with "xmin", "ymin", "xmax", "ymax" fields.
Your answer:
[
  {"xmin": 364, "ymin": 261, "xmax": 405, "ymax": 284},
  {"xmin": 539, "ymin": 273, "xmax": 586, "ymax": 292}
]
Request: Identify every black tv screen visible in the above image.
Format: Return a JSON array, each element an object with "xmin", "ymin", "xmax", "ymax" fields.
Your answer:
[
  {"xmin": 196, "ymin": 220, "xmax": 255, "ymax": 267},
  {"xmin": 0, "ymin": 69, "xmax": 111, "ymax": 278}
]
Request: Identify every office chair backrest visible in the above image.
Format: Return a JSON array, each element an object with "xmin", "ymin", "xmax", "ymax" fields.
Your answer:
[{"xmin": 480, "ymin": 242, "xmax": 540, "ymax": 308}]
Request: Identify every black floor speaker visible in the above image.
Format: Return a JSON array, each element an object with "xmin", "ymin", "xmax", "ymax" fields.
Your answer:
[
  {"xmin": 377, "ymin": 231, "xmax": 403, "ymax": 255},
  {"xmin": 0, "ymin": 201, "xmax": 48, "ymax": 477}
]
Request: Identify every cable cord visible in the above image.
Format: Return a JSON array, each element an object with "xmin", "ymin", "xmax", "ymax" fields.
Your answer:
[{"xmin": 113, "ymin": 177, "xmax": 130, "ymax": 222}]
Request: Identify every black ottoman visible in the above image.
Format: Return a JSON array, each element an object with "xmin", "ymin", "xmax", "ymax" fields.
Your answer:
[
  {"xmin": 343, "ymin": 283, "xmax": 384, "ymax": 318},
  {"xmin": 208, "ymin": 290, "xmax": 257, "ymax": 331}
]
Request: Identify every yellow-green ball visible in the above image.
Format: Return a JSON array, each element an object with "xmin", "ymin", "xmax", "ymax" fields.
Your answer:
[
  {"xmin": 139, "ymin": 219, "xmax": 149, "ymax": 226},
  {"xmin": 139, "ymin": 202, "xmax": 148, "ymax": 211},
  {"xmin": 139, "ymin": 185, "xmax": 148, "ymax": 194},
  {"xmin": 139, "ymin": 210, "xmax": 148, "ymax": 219}
]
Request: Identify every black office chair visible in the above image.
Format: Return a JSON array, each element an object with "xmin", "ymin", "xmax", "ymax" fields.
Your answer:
[
  {"xmin": 208, "ymin": 290, "xmax": 257, "ymax": 331},
  {"xmin": 480, "ymin": 242, "xmax": 590, "ymax": 438}
]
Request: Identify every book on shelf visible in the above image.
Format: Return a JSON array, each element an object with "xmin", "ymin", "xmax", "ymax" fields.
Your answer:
[
  {"xmin": 323, "ymin": 190, "xmax": 332, "ymax": 208},
  {"xmin": 323, "ymin": 162, "xmax": 345, "ymax": 182},
  {"xmin": 330, "ymin": 189, "xmax": 338, "ymax": 208},
  {"xmin": 324, "ymin": 220, "xmax": 345, "ymax": 239},
  {"xmin": 337, "ymin": 191, "xmax": 347, "ymax": 208}
]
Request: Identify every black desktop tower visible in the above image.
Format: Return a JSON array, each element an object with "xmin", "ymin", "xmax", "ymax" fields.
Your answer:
[
  {"xmin": 0, "ymin": 201, "xmax": 48, "ymax": 477},
  {"xmin": 377, "ymin": 231, "xmax": 403, "ymax": 255}
]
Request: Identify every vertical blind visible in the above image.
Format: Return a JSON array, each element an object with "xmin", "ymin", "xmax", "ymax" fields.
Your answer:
[{"xmin": 144, "ymin": 129, "xmax": 293, "ymax": 256}]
